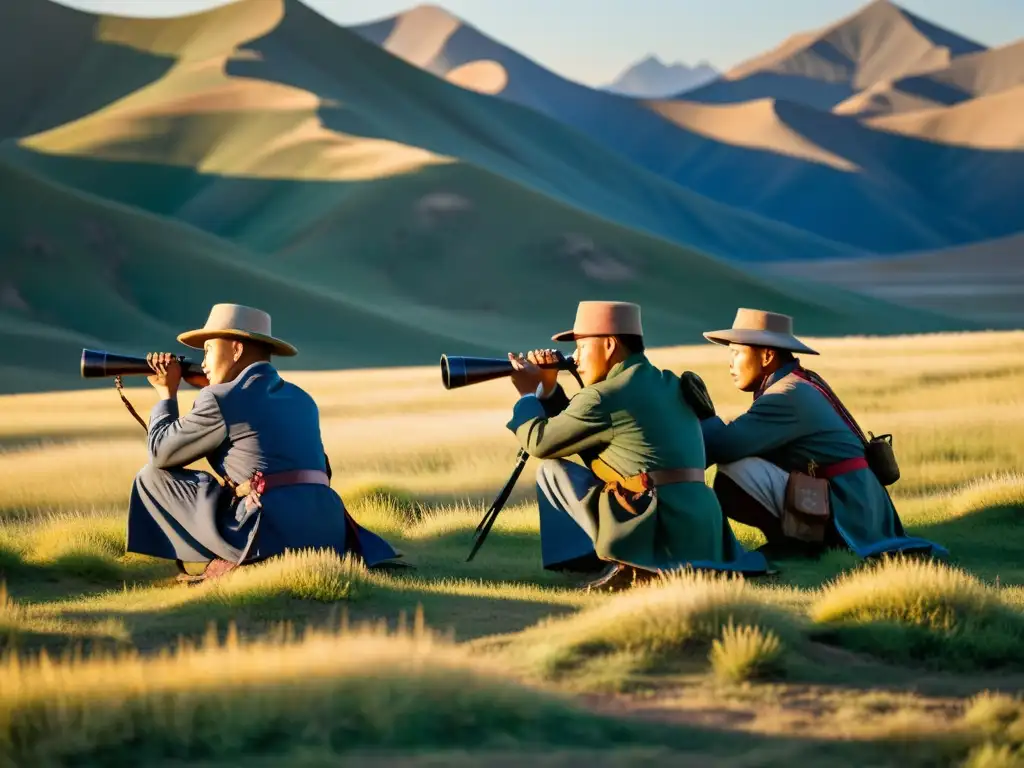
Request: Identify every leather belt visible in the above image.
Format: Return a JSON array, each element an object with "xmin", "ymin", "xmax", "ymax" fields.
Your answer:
[
  {"xmin": 232, "ymin": 469, "xmax": 331, "ymax": 512},
  {"xmin": 591, "ymin": 457, "xmax": 706, "ymax": 493},
  {"xmin": 638, "ymin": 467, "xmax": 707, "ymax": 488}
]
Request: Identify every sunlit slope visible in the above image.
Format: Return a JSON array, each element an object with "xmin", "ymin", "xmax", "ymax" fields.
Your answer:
[
  {"xmin": 3, "ymin": 0, "xmax": 856, "ymax": 265},
  {"xmin": 836, "ymin": 39, "xmax": 1024, "ymax": 118},
  {"xmin": 680, "ymin": 0, "xmax": 985, "ymax": 107},
  {"xmin": 0, "ymin": 150, "xmax": 966, "ymax": 393},
  {"xmin": 868, "ymin": 85, "xmax": 1024, "ymax": 149}
]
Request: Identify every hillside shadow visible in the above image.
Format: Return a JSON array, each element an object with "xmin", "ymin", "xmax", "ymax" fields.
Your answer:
[
  {"xmin": 775, "ymin": 99, "xmax": 1024, "ymax": 239},
  {"xmin": 35, "ymin": 560, "xmax": 584, "ymax": 655},
  {"xmin": 677, "ymin": 72, "xmax": 854, "ymax": 109},
  {"xmin": 892, "ymin": 76, "xmax": 969, "ymax": 107},
  {"xmin": 1, "ymin": 0, "xmax": 177, "ymax": 137}
]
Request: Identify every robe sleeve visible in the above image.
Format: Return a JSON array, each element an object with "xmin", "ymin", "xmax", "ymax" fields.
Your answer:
[
  {"xmin": 701, "ymin": 389, "xmax": 807, "ymax": 466},
  {"xmin": 506, "ymin": 388, "xmax": 612, "ymax": 459},
  {"xmin": 537, "ymin": 382, "xmax": 571, "ymax": 417},
  {"xmin": 147, "ymin": 389, "xmax": 229, "ymax": 470}
]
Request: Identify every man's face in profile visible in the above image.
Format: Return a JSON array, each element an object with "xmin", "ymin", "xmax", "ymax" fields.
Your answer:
[
  {"xmin": 729, "ymin": 343, "xmax": 768, "ymax": 392},
  {"xmin": 574, "ymin": 336, "xmax": 618, "ymax": 386},
  {"xmin": 202, "ymin": 338, "xmax": 239, "ymax": 385}
]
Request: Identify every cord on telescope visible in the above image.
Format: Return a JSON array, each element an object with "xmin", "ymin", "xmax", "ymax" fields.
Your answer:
[{"xmin": 115, "ymin": 375, "xmax": 149, "ymax": 432}]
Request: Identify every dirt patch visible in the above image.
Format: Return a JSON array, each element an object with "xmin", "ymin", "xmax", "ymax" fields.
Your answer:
[{"xmin": 576, "ymin": 666, "xmax": 977, "ymax": 743}]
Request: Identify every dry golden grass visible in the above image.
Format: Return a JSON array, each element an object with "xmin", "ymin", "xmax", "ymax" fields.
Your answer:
[{"xmin": 0, "ymin": 330, "xmax": 1022, "ymax": 765}]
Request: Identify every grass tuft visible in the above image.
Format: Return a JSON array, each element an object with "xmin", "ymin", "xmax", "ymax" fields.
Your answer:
[
  {"xmin": 0, "ymin": 622, "xmax": 688, "ymax": 767},
  {"xmin": 196, "ymin": 548, "xmax": 370, "ymax": 606},
  {"xmin": 958, "ymin": 693, "xmax": 1024, "ymax": 767},
  {"xmin": 810, "ymin": 558, "xmax": 1024, "ymax": 670},
  {"xmin": 0, "ymin": 582, "xmax": 27, "ymax": 642},
  {"xmin": 961, "ymin": 744, "xmax": 1024, "ymax": 768},
  {"xmin": 709, "ymin": 619, "xmax": 786, "ymax": 684},
  {"xmin": 487, "ymin": 570, "xmax": 801, "ymax": 688}
]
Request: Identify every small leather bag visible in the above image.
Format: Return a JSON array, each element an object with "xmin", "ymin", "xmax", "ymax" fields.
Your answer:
[
  {"xmin": 865, "ymin": 432, "xmax": 900, "ymax": 486},
  {"xmin": 782, "ymin": 464, "xmax": 831, "ymax": 543}
]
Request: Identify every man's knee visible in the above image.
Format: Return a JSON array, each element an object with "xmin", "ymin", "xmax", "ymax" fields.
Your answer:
[
  {"xmin": 536, "ymin": 458, "xmax": 599, "ymax": 495},
  {"xmin": 536, "ymin": 458, "xmax": 570, "ymax": 489},
  {"xmin": 134, "ymin": 463, "xmax": 163, "ymax": 490}
]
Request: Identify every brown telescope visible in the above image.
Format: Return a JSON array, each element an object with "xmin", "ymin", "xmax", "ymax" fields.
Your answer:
[
  {"xmin": 440, "ymin": 353, "xmax": 577, "ymax": 390},
  {"xmin": 80, "ymin": 348, "xmax": 204, "ymax": 379}
]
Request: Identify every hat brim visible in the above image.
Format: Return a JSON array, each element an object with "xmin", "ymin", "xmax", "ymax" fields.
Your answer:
[
  {"xmin": 177, "ymin": 328, "xmax": 298, "ymax": 357},
  {"xmin": 551, "ymin": 330, "xmax": 637, "ymax": 342},
  {"xmin": 703, "ymin": 329, "xmax": 818, "ymax": 355}
]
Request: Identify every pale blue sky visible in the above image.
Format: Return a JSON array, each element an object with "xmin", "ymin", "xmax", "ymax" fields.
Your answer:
[{"xmin": 59, "ymin": 0, "xmax": 1023, "ymax": 85}]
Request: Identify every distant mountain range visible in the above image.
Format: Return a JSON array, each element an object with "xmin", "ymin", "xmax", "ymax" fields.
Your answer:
[
  {"xmin": 603, "ymin": 55, "xmax": 719, "ymax": 98},
  {"xmin": 0, "ymin": 0, "xmax": 1019, "ymax": 391},
  {"xmin": 351, "ymin": 3, "xmax": 1023, "ymax": 254}
]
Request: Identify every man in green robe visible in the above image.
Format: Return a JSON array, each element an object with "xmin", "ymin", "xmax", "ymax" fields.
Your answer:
[
  {"xmin": 505, "ymin": 301, "xmax": 769, "ymax": 590},
  {"xmin": 699, "ymin": 308, "xmax": 947, "ymax": 560}
]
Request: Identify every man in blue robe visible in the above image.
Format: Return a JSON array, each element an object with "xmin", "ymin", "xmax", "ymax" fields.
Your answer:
[{"xmin": 126, "ymin": 303, "xmax": 402, "ymax": 582}]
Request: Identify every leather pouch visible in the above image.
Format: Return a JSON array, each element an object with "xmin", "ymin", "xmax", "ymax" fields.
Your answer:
[
  {"xmin": 605, "ymin": 482, "xmax": 653, "ymax": 517},
  {"xmin": 783, "ymin": 472, "xmax": 831, "ymax": 543},
  {"xmin": 865, "ymin": 433, "xmax": 900, "ymax": 486}
]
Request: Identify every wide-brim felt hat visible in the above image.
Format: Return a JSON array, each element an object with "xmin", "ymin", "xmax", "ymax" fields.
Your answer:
[
  {"xmin": 552, "ymin": 301, "xmax": 643, "ymax": 342},
  {"xmin": 703, "ymin": 308, "xmax": 818, "ymax": 355},
  {"xmin": 177, "ymin": 303, "xmax": 298, "ymax": 356}
]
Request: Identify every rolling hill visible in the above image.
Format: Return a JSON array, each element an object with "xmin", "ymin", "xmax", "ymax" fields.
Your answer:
[
  {"xmin": 0, "ymin": 141, "xmax": 963, "ymax": 394},
  {"xmin": 3, "ymin": 0, "xmax": 861, "ymax": 265},
  {"xmin": 351, "ymin": 2, "xmax": 1021, "ymax": 254},
  {"xmin": 603, "ymin": 55, "xmax": 718, "ymax": 98},
  {"xmin": 867, "ymin": 84, "xmax": 1024, "ymax": 149},
  {"xmin": 835, "ymin": 38, "xmax": 1024, "ymax": 118},
  {"xmin": 678, "ymin": 0, "xmax": 985, "ymax": 109},
  {"xmin": 640, "ymin": 95, "xmax": 1024, "ymax": 245}
]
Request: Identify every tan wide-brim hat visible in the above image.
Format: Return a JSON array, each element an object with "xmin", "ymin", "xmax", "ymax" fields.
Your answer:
[
  {"xmin": 703, "ymin": 308, "xmax": 818, "ymax": 355},
  {"xmin": 177, "ymin": 303, "xmax": 298, "ymax": 357},
  {"xmin": 552, "ymin": 300, "xmax": 643, "ymax": 342}
]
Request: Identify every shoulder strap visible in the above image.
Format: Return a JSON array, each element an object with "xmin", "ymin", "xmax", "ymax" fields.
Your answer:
[{"xmin": 790, "ymin": 368, "xmax": 868, "ymax": 446}]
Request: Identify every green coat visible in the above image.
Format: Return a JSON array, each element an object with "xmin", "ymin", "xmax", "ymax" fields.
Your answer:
[
  {"xmin": 701, "ymin": 360, "xmax": 947, "ymax": 559},
  {"xmin": 506, "ymin": 353, "xmax": 767, "ymax": 573}
]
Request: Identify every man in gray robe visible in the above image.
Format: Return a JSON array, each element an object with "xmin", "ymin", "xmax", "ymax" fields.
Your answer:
[{"xmin": 126, "ymin": 303, "xmax": 402, "ymax": 582}]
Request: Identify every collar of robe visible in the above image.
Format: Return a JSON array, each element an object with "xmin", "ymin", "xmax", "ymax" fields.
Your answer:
[{"xmin": 754, "ymin": 359, "xmax": 800, "ymax": 400}]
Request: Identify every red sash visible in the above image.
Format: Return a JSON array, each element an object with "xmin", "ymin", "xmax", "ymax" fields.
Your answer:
[{"xmin": 790, "ymin": 368, "xmax": 869, "ymax": 479}]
